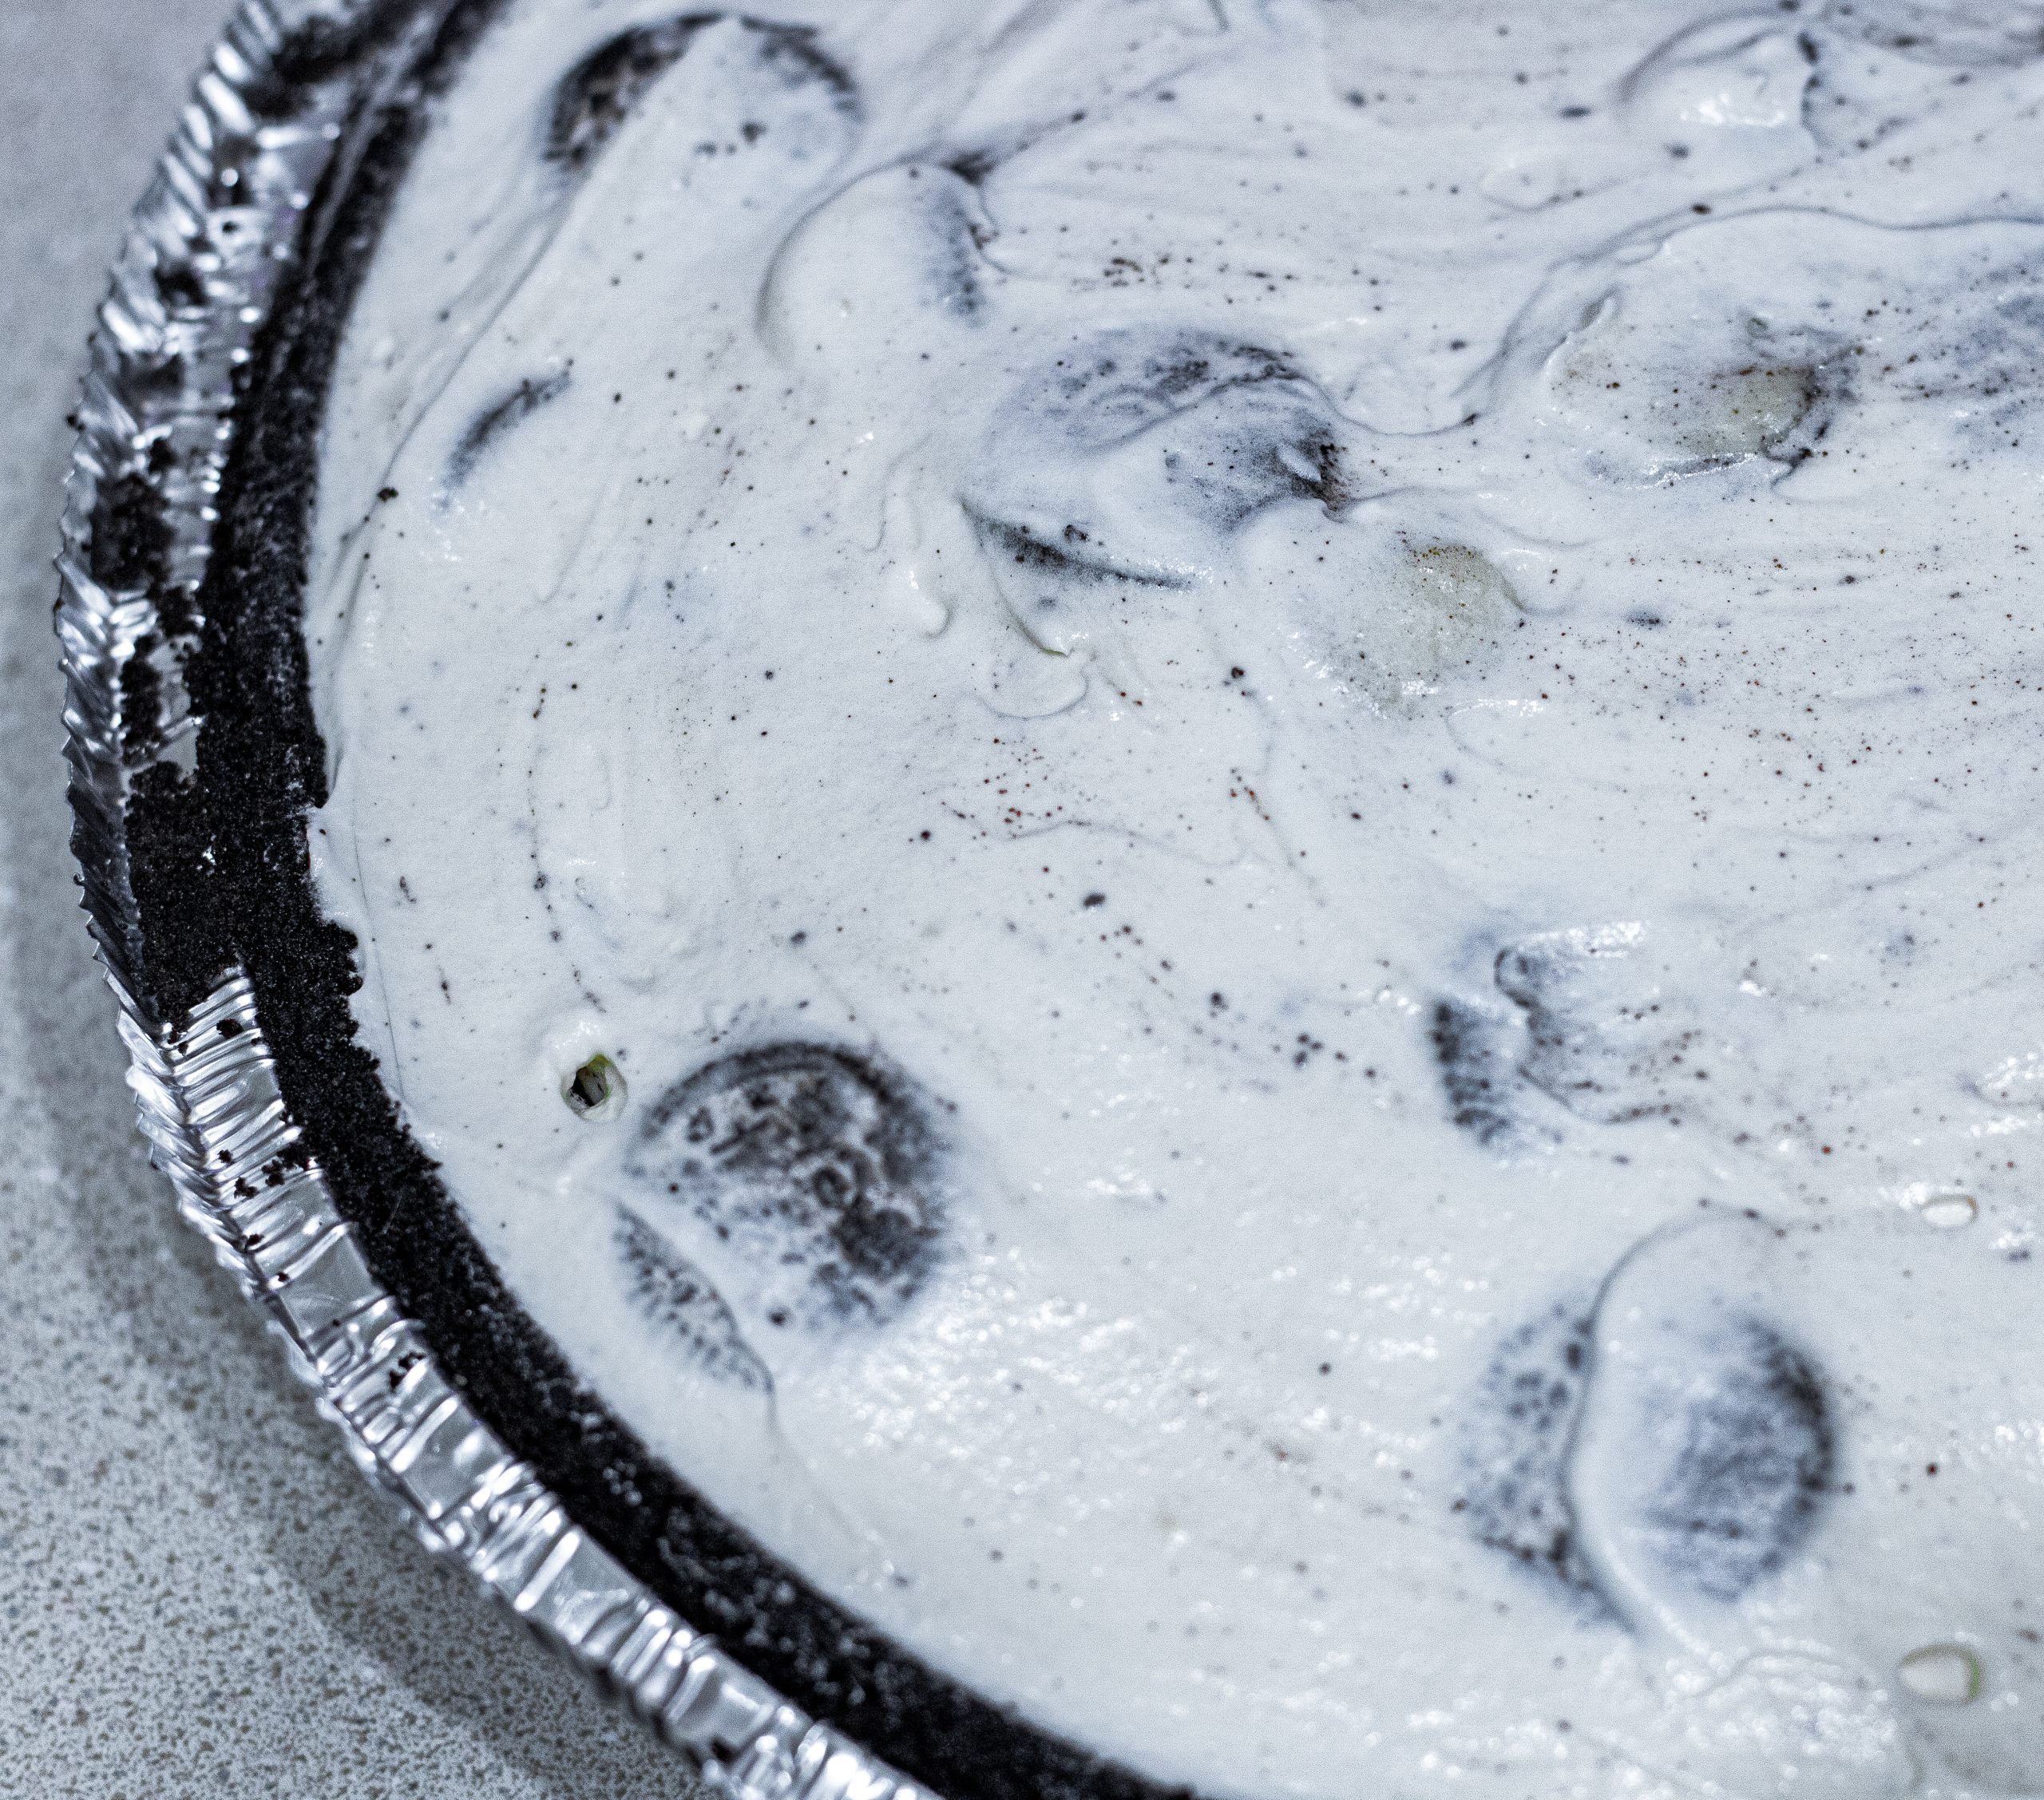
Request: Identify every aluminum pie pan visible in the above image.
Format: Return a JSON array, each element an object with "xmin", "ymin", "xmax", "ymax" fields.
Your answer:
[{"xmin": 55, "ymin": 7, "xmax": 1159, "ymax": 1799}]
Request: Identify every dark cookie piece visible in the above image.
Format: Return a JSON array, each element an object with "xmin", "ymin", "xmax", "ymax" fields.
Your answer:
[
  {"xmin": 628, "ymin": 1043, "xmax": 950, "ymax": 1332},
  {"xmin": 923, "ymin": 177, "xmax": 994, "ymax": 321},
  {"xmin": 1632, "ymin": 1315, "xmax": 1832, "ymax": 1603},
  {"xmin": 1460, "ymin": 1280, "xmax": 1833, "ymax": 1617},
  {"xmin": 965, "ymin": 509, "xmax": 1189, "ymax": 653},
  {"xmin": 1430, "ymin": 999, "xmax": 1523, "ymax": 1149},
  {"xmin": 616, "ymin": 1208, "xmax": 770, "ymax": 1389},
  {"xmin": 547, "ymin": 13, "xmax": 858, "ymax": 175},
  {"xmin": 445, "ymin": 371, "xmax": 570, "ymax": 489},
  {"xmin": 1040, "ymin": 330, "xmax": 1352, "ymax": 524},
  {"xmin": 1494, "ymin": 936, "xmax": 1702, "ymax": 1126},
  {"xmin": 1433, "ymin": 935, "xmax": 1709, "ymax": 1141},
  {"xmin": 1828, "ymin": 0, "xmax": 2044, "ymax": 66},
  {"xmin": 1037, "ymin": 333, "xmax": 1301, "ymax": 443},
  {"xmin": 943, "ymin": 147, "xmax": 997, "ymax": 186},
  {"xmin": 969, "ymin": 511, "xmax": 1190, "ymax": 594},
  {"xmin": 548, "ymin": 16, "xmax": 714, "ymax": 172},
  {"xmin": 1455, "ymin": 1301, "xmax": 1614, "ymax": 1616},
  {"xmin": 1159, "ymin": 382, "xmax": 1349, "ymax": 526},
  {"xmin": 969, "ymin": 330, "xmax": 1356, "ymax": 595}
]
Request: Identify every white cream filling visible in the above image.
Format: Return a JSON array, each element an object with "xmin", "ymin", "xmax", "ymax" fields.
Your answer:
[{"xmin": 304, "ymin": 3, "xmax": 2044, "ymax": 1794}]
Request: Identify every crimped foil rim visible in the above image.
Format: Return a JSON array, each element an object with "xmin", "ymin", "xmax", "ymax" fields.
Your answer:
[{"xmin": 55, "ymin": 6, "xmax": 925, "ymax": 1796}]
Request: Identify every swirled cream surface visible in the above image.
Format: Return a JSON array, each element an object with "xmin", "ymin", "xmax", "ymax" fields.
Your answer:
[{"xmin": 305, "ymin": 2, "xmax": 2044, "ymax": 1794}]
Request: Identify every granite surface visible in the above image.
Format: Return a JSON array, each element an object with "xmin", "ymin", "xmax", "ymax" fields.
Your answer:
[{"xmin": 0, "ymin": 4, "xmax": 699, "ymax": 1793}]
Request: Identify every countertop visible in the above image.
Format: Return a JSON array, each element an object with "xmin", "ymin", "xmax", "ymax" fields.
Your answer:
[{"xmin": 0, "ymin": 4, "xmax": 700, "ymax": 1793}]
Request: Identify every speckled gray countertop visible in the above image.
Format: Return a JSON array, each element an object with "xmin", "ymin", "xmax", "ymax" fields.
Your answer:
[{"xmin": 0, "ymin": 6, "xmax": 699, "ymax": 1792}]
